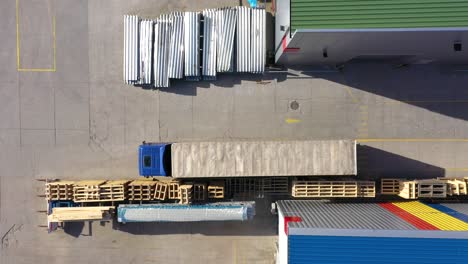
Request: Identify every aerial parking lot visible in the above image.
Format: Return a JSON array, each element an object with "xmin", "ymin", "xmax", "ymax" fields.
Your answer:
[{"xmin": 1, "ymin": 0, "xmax": 468, "ymax": 263}]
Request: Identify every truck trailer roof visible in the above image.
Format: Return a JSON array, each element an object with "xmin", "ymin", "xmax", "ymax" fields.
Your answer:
[{"xmin": 171, "ymin": 140, "xmax": 356, "ymax": 178}]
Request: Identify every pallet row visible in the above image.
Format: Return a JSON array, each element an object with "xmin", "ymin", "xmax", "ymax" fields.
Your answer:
[
  {"xmin": 291, "ymin": 180, "xmax": 376, "ymax": 198},
  {"xmin": 381, "ymin": 177, "xmax": 468, "ymax": 199},
  {"xmin": 46, "ymin": 178, "xmax": 290, "ymax": 205},
  {"xmin": 46, "ymin": 179, "xmax": 226, "ymax": 205}
]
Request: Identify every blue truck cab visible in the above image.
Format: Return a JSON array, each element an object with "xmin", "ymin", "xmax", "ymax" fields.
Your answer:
[{"xmin": 138, "ymin": 143, "xmax": 172, "ymax": 177}]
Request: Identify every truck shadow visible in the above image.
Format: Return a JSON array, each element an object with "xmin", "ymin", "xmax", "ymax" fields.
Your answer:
[{"xmin": 357, "ymin": 144, "xmax": 446, "ymax": 180}]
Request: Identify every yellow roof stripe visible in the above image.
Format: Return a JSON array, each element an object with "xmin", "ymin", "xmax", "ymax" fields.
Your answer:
[{"xmin": 392, "ymin": 201, "xmax": 468, "ymax": 231}]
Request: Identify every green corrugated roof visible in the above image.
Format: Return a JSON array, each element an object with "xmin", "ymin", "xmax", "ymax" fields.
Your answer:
[{"xmin": 291, "ymin": 0, "xmax": 468, "ymax": 30}]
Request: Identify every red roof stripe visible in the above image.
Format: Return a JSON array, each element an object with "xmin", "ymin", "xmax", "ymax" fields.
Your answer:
[{"xmin": 378, "ymin": 203, "xmax": 439, "ymax": 230}]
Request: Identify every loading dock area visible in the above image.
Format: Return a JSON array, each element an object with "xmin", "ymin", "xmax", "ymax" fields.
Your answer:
[{"xmin": 1, "ymin": 1, "xmax": 468, "ymax": 264}]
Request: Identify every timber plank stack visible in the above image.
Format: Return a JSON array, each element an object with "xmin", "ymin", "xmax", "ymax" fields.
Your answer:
[
  {"xmin": 208, "ymin": 181, "xmax": 225, "ymax": 199},
  {"xmin": 48, "ymin": 206, "xmax": 115, "ymax": 222},
  {"xmin": 128, "ymin": 180, "xmax": 157, "ymax": 200},
  {"xmin": 46, "ymin": 181, "xmax": 74, "ymax": 200}
]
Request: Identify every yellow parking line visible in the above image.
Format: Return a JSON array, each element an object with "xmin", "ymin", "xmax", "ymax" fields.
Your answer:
[
  {"xmin": 447, "ymin": 168, "xmax": 468, "ymax": 172},
  {"xmin": 357, "ymin": 138, "xmax": 468, "ymax": 143},
  {"xmin": 16, "ymin": 0, "xmax": 56, "ymax": 72},
  {"xmin": 16, "ymin": 0, "xmax": 20, "ymax": 69},
  {"xmin": 386, "ymin": 100, "xmax": 468, "ymax": 104}
]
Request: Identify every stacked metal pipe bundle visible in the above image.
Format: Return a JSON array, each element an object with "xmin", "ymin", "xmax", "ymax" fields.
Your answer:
[
  {"xmin": 216, "ymin": 8, "xmax": 238, "ymax": 72},
  {"xmin": 168, "ymin": 12, "xmax": 185, "ymax": 79},
  {"xmin": 123, "ymin": 15, "xmax": 140, "ymax": 84},
  {"xmin": 236, "ymin": 7, "xmax": 251, "ymax": 72},
  {"xmin": 202, "ymin": 9, "xmax": 217, "ymax": 79},
  {"xmin": 153, "ymin": 14, "xmax": 172, "ymax": 88},
  {"xmin": 184, "ymin": 12, "xmax": 200, "ymax": 79},
  {"xmin": 251, "ymin": 8, "xmax": 266, "ymax": 73},
  {"xmin": 117, "ymin": 202, "xmax": 256, "ymax": 223},
  {"xmin": 139, "ymin": 20, "xmax": 153, "ymax": 84},
  {"xmin": 123, "ymin": 7, "xmax": 266, "ymax": 88}
]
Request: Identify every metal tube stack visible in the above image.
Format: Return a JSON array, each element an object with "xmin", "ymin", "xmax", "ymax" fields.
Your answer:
[
  {"xmin": 139, "ymin": 20, "xmax": 153, "ymax": 84},
  {"xmin": 168, "ymin": 12, "xmax": 185, "ymax": 79},
  {"xmin": 153, "ymin": 14, "xmax": 171, "ymax": 88},
  {"xmin": 123, "ymin": 7, "xmax": 266, "ymax": 88},
  {"xmin": 202, "ymin": 9, "xmax": 217, "ymax": 79},
  {"xmin": 184, "ymin": 12, "xmax": 201, "ymax": 80},
  {"xmin": 123, "ymin": 15, "xmax": 139, "ymax": 84}
]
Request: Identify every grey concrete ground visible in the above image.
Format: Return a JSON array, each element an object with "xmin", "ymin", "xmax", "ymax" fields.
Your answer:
[{"xmin": 1, "ymin": 0, "xmax": 468, "ymax": 263}]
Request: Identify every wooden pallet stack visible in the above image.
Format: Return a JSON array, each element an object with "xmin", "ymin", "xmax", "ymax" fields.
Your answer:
[
  {"xmin": 417, "ymin": 180, "xmax": 447, "ymax": 198},
  {"xmin": 179, "ymin": 184, "xmax": 193, "ymax": 204},
  {"xmin": 99, "ymin": 180, "xmax": 129, "ymax": 201},
  {"xmin": 128, "ymin": 180, "xmax": 156, "ymax": 200},
  {"xmin": 193, "ymin": 183, "xmax": 207, "ymax": 201},
  {"xmin": 380, "ymin": 179, "xmax": 402, "ymax": 195},
  {"xmin": 208, "ymin": 181, "xmax": 225, "ymax": 199},
  {"xmin": 153, "ymin": 181, "xmax": 168, "ymax": 201},
  {"xmin": 262, "ymin": 177, "xmax": 289, "ymax": 195},
  {"xmin": 73, "ymin": 180, "xmax": 106, "ymax": 202},
  {"xmin": 45, "ymin": 181, "xmax": 75, "ymax": 201},
  {"xmin": 48, "ymin": 206, "xmax": 115, "ymax": 222},
  {"xmin": 446, "ymin": 179, "xmax": 467, "ymax": 196},
  {"xmin": 358, "ymin": 181, "xmax": 376, "ymax": 197},
  {"xmin": 398, "ymin": 180, "xmax": 418, "ymax": 199},
  {"xmin": 168, "ymin": 180, "xmax": 180, "ymax": 199},
  {"xmin": 292, "ymin": 181, "xmax": 359, "ymax": 198},
  {"xmin": 438, "ymin": 177, "xmax": 468, "ymax": 196}
]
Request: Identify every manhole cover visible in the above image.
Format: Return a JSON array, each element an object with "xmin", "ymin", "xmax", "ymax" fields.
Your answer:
[{"xmin": 290, "ymin": 100, "xmax": 299, "ymax": 110}]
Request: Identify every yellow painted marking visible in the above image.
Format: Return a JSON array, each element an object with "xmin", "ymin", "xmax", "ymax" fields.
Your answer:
[
  {"xmin": 16, "ymin": 0, "xmax": 56, "ymax": 72},
  {"xmin": 393, "ymin": 201, "xmax": 468, "ymax": 231},
  {"xmin": 357, "ymin": 138, "xmax": 468, "ymax": 143},
  {"xmin": 447, "ymin": 168, "xmax": 468, "ymax": 172},
  {"xmin": 345, "ymin": 86, "xmax": 359, "ymax": 104},
  {"xmin": 286, "ymin": 118, "xmax": 301, "ymax": 124},
  {"xmin": 386, "ymin": 100, "xmax": 468, "ymax": 104}
]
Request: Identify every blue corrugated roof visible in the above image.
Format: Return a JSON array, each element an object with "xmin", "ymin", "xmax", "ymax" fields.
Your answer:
[{"xmin": 289, "ymin": 235, "xmax": 468, "ymax": 264}]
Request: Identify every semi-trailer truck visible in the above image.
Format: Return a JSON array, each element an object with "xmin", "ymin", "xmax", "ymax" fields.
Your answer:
[{"xmin": 139, "ymin": 140, "xmax": 357, "ymax": 178}]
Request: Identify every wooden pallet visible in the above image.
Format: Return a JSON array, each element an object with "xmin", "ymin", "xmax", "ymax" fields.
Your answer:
[
  {"xmin": 446, "ymin": 179, "xmax": 468, "ymax": 196},
  {"xmin": 168, "ymin": 180, "xmax": 180, "ymax": 199},
  {"xmin": 208, "ymin": 181, "xmax": 225, "ymax": 199},
  {"xmin": 99, "ymin": 180, "xmax": 129, "ymax": 201},
  {"xmin": 292, "ymin": 181, "xmax": 359, "ymax": 198},
  {"xmin": 398, "ymin": 180, "xmax": 418, "ymax": 199},
  {"xmin": 193, "ymin": 183, "xmax": 207, "ymax": 201},
  {"xmin": 263, "ymin": 177, "xmax": 289, "ymax": 195},
  {"xmin": 45, "ymin": 181, "xmax": 75, "ymax": 201},
  {"xmin": 154, "ymin": 182, "xmax": 168, "ymax": 201},
  {"xmin": 128, "ymin": 180, "xmax": 157, "ymax": 200},
  {"xmin": 179, "ymin": 184, "xmax": 193, "ymax": 204},
  {"xmin": 380, "ymin": 179, "xmax": 402, "ymax": 195},
  {"xmin": 73, "ymin": 181, "xmax": 106, "ymax": 202},
  {"xmin": 48, "ymin": 206, "xmax": 115, "ymax": 222},
  {"xmin": 417, "ymin": 180, "xmax": 447, "ymax": 198},
  {"xmin": 358, "ymin": 181, "xmax": 376, "ymax": 197}
]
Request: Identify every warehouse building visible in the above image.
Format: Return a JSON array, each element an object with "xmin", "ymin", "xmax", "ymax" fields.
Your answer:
[
  {"xmin": 276, "ymin": 200, "xmax": 468, "ymax": 264},
  {"xmin": 275, "ymin": 0, "xmax": 468, "ymax": 65}
]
